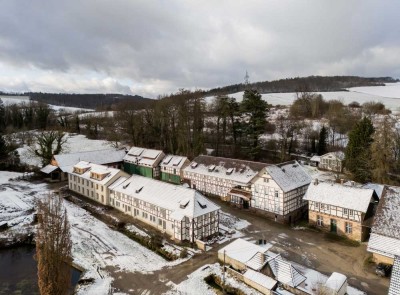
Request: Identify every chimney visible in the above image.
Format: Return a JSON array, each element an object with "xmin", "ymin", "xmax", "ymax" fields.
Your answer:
[{"xmin": 314, "ymin": 179, "xmax": 319, "ymax": 185}]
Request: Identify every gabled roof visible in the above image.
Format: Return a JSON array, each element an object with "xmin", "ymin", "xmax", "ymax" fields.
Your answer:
[
  {"xmin": 320, "ymin": 151, "xmax": 345, "ymax": 161},
  {"xmin": 40, "ymin": 164, "xmax": 59, "ymax": 174},
  {"xmin": 268, "ymin": 254, "xmax": 306, "ymax": 287},
  {"xmin": 69, "ymin": 161, "xmax": 124, "ymax": 185},
  {"xmin": 310, "ymin": 155, "xmax": 320, "ymax": 162},
  {"xmin": 243, "ymin": 269, "xmax": 277, "ymax": 290},
  {"xmin": 160, "ymin": 155, "xmax": 188, "ymax": 169},
  {"xmin": 266, "ymin": 160, "xmax": 311, "ymax": 192},
  {"xmin": 218, "ymin": 238, "xmax": 271, "ymax": 269},
  {"xmin": 184, "ymin": 155, "xmax": 266, "ymax": 185},
  {"xmin": 109, "ymin": 174, "xmax": 219, "ymax": 219},
  {"xmin": 325, "ymin": 272, "xmax": 347, "ymax": 292},
  {"xmin": 368, "ymin": 186, "xmax": 400, "ymax": 258},
  {"xmin": 362, "ymin": 183, "xmax": 385, "ymax": 199},
  {"xmin": 52, "ymin": 149, "xmax": 126, "ymax": 173},
  {"xmin": 123, "ymin": 146, "xmax": 164, "ymax": 168},
  {"xmin": 304, "ymin": 182, "xmax": 375, "ymax": 212},
  {"xmin": 389, "ymin": 256, "xmax": 400, "ymax": 295}
]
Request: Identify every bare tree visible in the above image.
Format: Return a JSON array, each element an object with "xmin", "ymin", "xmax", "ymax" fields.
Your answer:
[
  {"xmin": 30, "ymin": 131, "xmax": 67, "ymax": 166},
  {"xmin": 36, "ymin": 193, "xmax": 72, "ymax": 295}
]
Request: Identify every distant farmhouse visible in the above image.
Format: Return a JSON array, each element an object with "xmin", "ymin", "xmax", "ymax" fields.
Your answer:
[
  {"xmin": 319, "ymin": 152, "xmax": 344, "ymax": 173},
  {"xmin": 304, "ymin": 180, "xmax": 378, "ymax": 241},
  {"xmin": 108, "ymin": 174, "xmax": 220, "ymax": 242},
  {"xmin": 123, "ymin": 147, "xmax": 165, "ymax": 178},
  {"xmin": 41, "ymin": 148, "xmax": 126, "ymax": 182}
]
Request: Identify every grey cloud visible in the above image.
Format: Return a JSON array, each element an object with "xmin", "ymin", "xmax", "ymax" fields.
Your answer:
[{"xmin": 0, "ymin": 0, "xmax": 399, "ymax": 96}]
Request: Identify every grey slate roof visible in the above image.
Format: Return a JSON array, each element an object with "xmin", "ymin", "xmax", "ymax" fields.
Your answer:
[
  {"xmin": 389, "ymin": 256, "xmax": 400, "ymax": 295},
  {"xmin": 368, "ymin": 186, "xmax": 400, "ymax": 258},
  {"xmin": 266, "ymin": 160, "xmax": 312, "ymax": 192},
  {"xmin": 52, "ymin": 149, "xmax": 126, "ymax": 173},
  {"xmin": 268, "ymin": 254, "xmax": 306, "ymax": 287}
]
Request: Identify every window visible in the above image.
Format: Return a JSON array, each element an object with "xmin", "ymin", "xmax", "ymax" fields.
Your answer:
[
  {"xmin": 343, "ymin": 208, "xmax": 348, "ymax": 215},
  {"xmin": 315, "ymin": 202, "xmax": 320, "ymax": 210},
  {"xmin": 349, "ymin": 210, "xmax": 354, "ymax": 216},
  {"xmin": 274, "ymin": 191, "xmax": 279, "ymax": 198},
  {"xmin": 317, "ymin": 215, "xmax": 323, "ymax": 226},
  {"xmin": 325, "ymin": 204, "xmax": 330, "ymax": 211},
  {"xmin": 345, "ymin": 222, "xmax": 352, "ymax": 234}
]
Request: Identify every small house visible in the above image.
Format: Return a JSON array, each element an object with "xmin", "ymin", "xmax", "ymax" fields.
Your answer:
[
  {"xmin": 319, "ymin": 152, "xmax": 344, "ymax": 173},
  {"xmin": 123, "ymin": 147, "xmax": 165, "ymax": 179},
  {"xmin": 159, "ymin": 155, "xmax": 190, "ymax": 184}
]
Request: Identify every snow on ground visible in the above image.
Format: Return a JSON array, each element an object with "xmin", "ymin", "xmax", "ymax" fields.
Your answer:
[
  {"xmin": 78, "ymin": 111, "xmax": 116, "ymax": 119},
  {"xmin": 0, "ymin": 95, "xmax": 30, "ymax": 105},
  {"xmin": 205, "ymin": 85, "xmax": 400, "ymax": 111},
  {"xmin": 164, "ymin": 263, "xmax": 262, "ymax": 295},
  {"xmin": 49, "ymin": 104, "xmax": 94, "ymax": 113},
  {"xmin": 17, "ymin": 133, "xmax": 115, "ymax": 167},
  {"xmin": 302, "ymin": 165, "xmax": 340, "ymax": 182}
]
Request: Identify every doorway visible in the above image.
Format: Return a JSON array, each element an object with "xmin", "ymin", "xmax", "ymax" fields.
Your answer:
[{"xmin": 330, "ymin": 219, "xmax": 337, "ymax": 233}]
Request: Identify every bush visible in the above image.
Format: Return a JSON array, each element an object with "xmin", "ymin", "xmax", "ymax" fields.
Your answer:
[{"xmin": 180, "ymin": 248, "xmax": 188, "ymax": 259}]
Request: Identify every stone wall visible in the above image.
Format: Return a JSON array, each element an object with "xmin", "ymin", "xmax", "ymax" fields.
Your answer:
[{"xmin": 309, "ymin": 210, "xmax": 363, "ymax": 241}]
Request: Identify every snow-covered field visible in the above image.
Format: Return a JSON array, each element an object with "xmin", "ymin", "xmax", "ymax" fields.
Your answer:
[
  {"xmin": 205, "ymin": 83, "xmax": 400, "ymax": 111},
  {"xmin": 17, "ymin": 133, "xmax": 116, "ymax": 167}
]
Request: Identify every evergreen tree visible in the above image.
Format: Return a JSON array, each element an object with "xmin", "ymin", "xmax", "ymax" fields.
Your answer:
[
  {"xmin": 345, "ymin": 117, "xmax": 374, "ymax": 183},
  {"xmin": 240, "ymin": 90, "xmax": 269, "ymax": 160},
  {"xmin": 0, "ymin": 135, "xmax": 7, "ymax": 160},
  {"xmin": 371, "ymin": 116, "xmax": 396, "ymax": 184},
  {"xmin": 317, "ymin": 125, "xmax": 328, "ymax": 155}
]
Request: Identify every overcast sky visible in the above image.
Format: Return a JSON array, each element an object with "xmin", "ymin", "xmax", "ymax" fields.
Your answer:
[{"xmin": 0, "ymin": 1, "xmax": 399, "ymax": 97}]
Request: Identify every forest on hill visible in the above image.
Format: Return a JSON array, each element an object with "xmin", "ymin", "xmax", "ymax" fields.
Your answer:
[
  {"xmin": 206, "ymin": 75, "xmax": 399, "ymax": 96},
  {"xmin": 27, "ymin": 93, "xmax": 152, "ymax": 109}
]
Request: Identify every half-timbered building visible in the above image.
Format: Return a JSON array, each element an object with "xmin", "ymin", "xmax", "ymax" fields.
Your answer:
[
  {"xmin": 367, "ymin": 186, "xmax": 400, "ymax": 265},
  {"xmin": 68, "ymin": 161, "xmax": 129, "ymax": 205},
  {"xmin": 123, "ymin": 147, "xmax": 165, "ymax": 179},
  {"xmin": 251, "ymin": 160, "xmax": 312, "ymax": 224},
  {"xmin": 183, "ymin": 155, "xmax": 266, "ymax": 208},
  {"xmin": 108, "ymin": 174, "xmax": 220, "ymax": 242},
  {"xmin": 304, "ymin": 180, "xmax": 378, "ymax": 241},
  {"xmin": 159, "ymin": 155, "xmax": 190, "ymax": 184}
]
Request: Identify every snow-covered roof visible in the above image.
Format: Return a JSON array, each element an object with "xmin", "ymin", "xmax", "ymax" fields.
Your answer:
[
  {"xmin": 371, "ymin": 186, "xmax": 400, "ymax": 239},
  {"xmin": 40, "ymin": 164, "xmax": 58, "ymax": 174},
  {"xmin": 368, "ymin": 186, "xmax": 400, "ymax": 258},
  {"xmin": 304, "ymin": 182, "xmax": 375, "ymax": 212},
  {"xmin": 160, "ymin": 155, "xmax": 188, "ymax": 169},
  {"xmin": 325, "ymin": 272, "xmax": 347, "ymax": 292},
  {"xmin": 321, "ymin": 151, "xmax": 345, "ymax": 161},
  {"xmin": 389, "ymin": 256, "xmax": 400, "ymax": 295},
  {"xmin": 310, "ymin": 155, "xmax": 320, "ymax": 162},
  {"xmin": 184, "ymin": 155, "xmax": 266, "ymax": 185},
  {"xmin": 109, "ymin": 174, "xmax": 220, "ymax": 219},
  {"xmin": 70, "ymin": 161, "xmax": 124, "ymax": 185},
  {"xmin": 367, "ymin": 234, "xmax": 400, "ymax": 258},
  {"xmin": 123, "ymin": 146, "xmax": 164, "ymax": 167},
  {"xmin": 362, "ymin": 183, "xmax": 385, "ymax": 199},
  {"xmin": 266, "ymin": 161, "xmax": 312, "ymax": 193},
  {"xmin": 53, "ymin": 149, "xmax": 126, "ymax": 173},
  {"xmin": 268, "ymin": 254, "xmax": 306, "ymax": 287},
  {"xmin": 243, "ymin": 269, "xmax": 277, "ymax": 290},
  {"xmin": 218, "ymin": 238, "xmax": 271, "ymax": 267}
]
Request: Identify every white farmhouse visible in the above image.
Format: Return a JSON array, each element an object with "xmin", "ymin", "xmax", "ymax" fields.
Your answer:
[
  {"xmin": 251, "ymin": 160, "xmax": 312, "ymax": 224},
  {"xmin": 108, "ymin": 175, "xmax": 220, "ymax": 242},
  {"xmin": 68, "ymin": 161, "xmax": 129, "ymax": 205},
  {"xmin": 319, "ymin": 152, "xmax": 344, "ymax": 173},
  {"xmin": 183, "ymin": 155, "xmax": 266, "ymax": 207}
]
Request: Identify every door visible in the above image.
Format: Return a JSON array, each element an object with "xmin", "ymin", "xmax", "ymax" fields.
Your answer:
[
  {"xmin": 330, "ymin": 219, "xmax": 337, "ymax": 233},
  {"xmin": 243, "ymin": 200, "xmax": 249, "ymax": 209}
]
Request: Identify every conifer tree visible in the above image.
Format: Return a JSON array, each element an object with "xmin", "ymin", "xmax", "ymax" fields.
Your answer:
[
  {"xmin": 317, "ymin": 125, "xmax": 328, "ymax": 155},
  {"xmin": 345, "ymin": 116, "xmax": 374, "ymax": 183}
]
